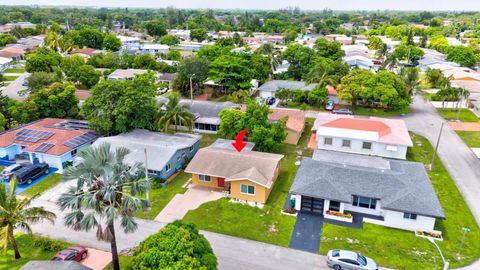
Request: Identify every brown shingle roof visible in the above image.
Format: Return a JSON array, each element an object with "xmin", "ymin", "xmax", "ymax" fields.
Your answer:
[
  {"xmin": 268, "ymin": 108, "xmax": 305, "ymax": 133},
  {"xmin": 185, "ymin": 148, "xmax": 283, "ymax": 188}
]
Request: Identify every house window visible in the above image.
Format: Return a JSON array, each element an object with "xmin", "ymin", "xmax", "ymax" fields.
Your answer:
[
  {"xmin": 165, "ymin": 163, "xmax": 171, "ymax": 172},
  {"xmin": 240, "ymin": 184, "xmax": 255, "ymax": 195},
  {"xmin": 342, "ymin": 139, "xmax": 351, "ymax": 148},
  {"xmin": 70, "ymin": 149, "xmax": 78, "ymax": 157},
  {"xmin": 189, "ymin": 146, "xmax": 194, "ymax": 152},
  {"xmin": 403, "ymin": 212, "xmax": 417, "ymax": 220},
  {"xmin": 324, "ymin": 137, "xmax": 333, "ymax": 145},
  {"xmin": 352, "ymin": 196, "xmax": 377, "ymax": 209},
  {"xmin": 329, "ymin": 201, "xmax": 341, "ymax": 212},
  {"xmin": 362, "ymin": 142, "xmax": 372, "ymax": 150},
  {"xmin": 199, "ymin": 175, "xmax": 211, "ymax": 182},
  {"xmin": 148, "ymin": 169, "xmax": 159, "ymax": 174}
]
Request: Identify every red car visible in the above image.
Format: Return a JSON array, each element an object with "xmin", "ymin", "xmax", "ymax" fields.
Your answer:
[{"xmin": 51, "ymin": 246, "xmax": 88, "ymax": 262}]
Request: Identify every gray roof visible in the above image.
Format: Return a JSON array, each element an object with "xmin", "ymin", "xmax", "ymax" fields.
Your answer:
[
  {"xmin": 208, "ymin": 138, "xmax": 255, "ymax": 152},
  {"xmin": 290, "ymin": 153, "xmax": 445, "ymax": 218},
  {"xmin": 92, "ymin": 129, "xmax": 200, "ymax": 171},
  {"xmin": 258, "ymin": 80, "xmax": 318, "ymax": 93},
  {"xmin": 179, "ymin": 100, "xmax": 240, "ymax": 125},
  {"xmin": 21, "ymin": 261, "xmax": 92, "ymax": 270}
]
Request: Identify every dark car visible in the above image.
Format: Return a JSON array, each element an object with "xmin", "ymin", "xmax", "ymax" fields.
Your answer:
[
  {"xmin": 332, "ymin": 108, "xmax": 353, "ymax": 115},
  {"xmin": 52, "ymin": 246, "xmax": 88, "ymax": 262},
  {"xmin": 266, "ymin": 96, "xmax": 276, "ymax": 105},
  {"xmin": 1, "ymin": 162, "xmax": 31, "ymax": 181},
  {"xmin": 14, "ymin": 163, "xmax": 49, "ymax": 184}
]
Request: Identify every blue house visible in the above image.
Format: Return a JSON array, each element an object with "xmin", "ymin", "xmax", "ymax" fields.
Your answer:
[
  {"xmin": 0, "ymin": 118, "xmax": 99, "ymax": 171},
  {"xmin": 92, "ymin": 129, "xmax": 201, "ymax": 180}
]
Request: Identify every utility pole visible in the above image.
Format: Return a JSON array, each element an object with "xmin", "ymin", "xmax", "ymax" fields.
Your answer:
[
  {"xmin": 456, "ymin": 88, "xmax": 465, "ymax": 122},
  {"xmin": 189, "ymin": 73, "xmax": 196, "ymax": 105},
  {"xmin": 430, "ymin": 122, "xmax": 444, "ymax": 171},
  {"xmin": 144, "ymin": 148, "xmax": 149, "ymax": 201}
]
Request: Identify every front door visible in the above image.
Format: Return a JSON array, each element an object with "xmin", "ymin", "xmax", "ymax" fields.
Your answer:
[{"xmin": 218, "ymin": 177, "xmax": 225, "ymax": 188}]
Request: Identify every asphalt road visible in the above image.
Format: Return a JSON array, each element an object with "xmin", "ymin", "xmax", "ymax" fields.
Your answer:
[{"xmin": 1, "ymin": 74, "xmax": 27, "ymax": 101}]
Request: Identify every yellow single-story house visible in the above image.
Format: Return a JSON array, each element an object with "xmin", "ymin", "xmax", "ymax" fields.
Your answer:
[{"xmin": 185, "ymin": 146, "xmax": 283, "ymax": 204}]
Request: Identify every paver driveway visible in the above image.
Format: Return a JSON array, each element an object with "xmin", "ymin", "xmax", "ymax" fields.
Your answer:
[{"xmin": 155, "ymin": 185, "xmax": 226, "ymax": 223}]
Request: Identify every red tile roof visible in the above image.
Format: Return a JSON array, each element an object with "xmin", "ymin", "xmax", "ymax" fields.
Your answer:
[
  {"xmin": 0, "ymin": 118, "xmax": 97, "ymax": 156},
  {"xmin": 326, "ymin": 85, "xmax": 337, "ymax": 96},
  {"xmin": 71, "ymin": 48, "xmax": 97, "ymax": 56}
]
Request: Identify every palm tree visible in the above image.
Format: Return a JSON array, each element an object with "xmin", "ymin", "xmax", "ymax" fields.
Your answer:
[
  {"xmin": 399, "ymin": 67, "xmax": 420, "ymax": 95},
  {"xmin": 57, "ymin": 143, "xmax": 151, "ymax": 270},
  {"xmin": 155, "ymin": 92, "xmax": 195, "ymax": 132},
  {"xmin": 45, "ymin": 31, "xmax": 61, "ymax": 52},
  {"xmin": 381, "ymin": 54, "xmax": 399, "ymax": 71},
  {"xmin": 0, "ymin": 178, "xmax": 56, "ymax": 259}
]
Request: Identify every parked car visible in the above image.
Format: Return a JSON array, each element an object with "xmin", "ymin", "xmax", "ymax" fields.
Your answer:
[
  {"xmin": 326, "ymin": 250, "xmax": 378, "ymax": 270},
  {"xmin": 266, "ymin": 96, "xmax": 276, "ymax": 105},
  {"xmin": 325, "ymin": 100, "xmax": 335, "ymax": 111},
  {"xmin": 51, "ymin": 246, "xmax": 88, "ymax": 262},
  {"xmin": 372, "ymin": 60, "xmax": 382, "ymax": 65},
  {"xmin": 332, "ymin": 108, "xmax": 353, "ymax": 115},
  {"xmin": 1, "ymin": 162, "xmax": 31, "ymax": 181},
  {"xmin": 14, "ymin": 163, "xmax": 49, "ymax": 184}
]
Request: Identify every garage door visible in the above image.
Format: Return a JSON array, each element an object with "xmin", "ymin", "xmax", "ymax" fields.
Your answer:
[{"xmin": 301, "ymin": 196, "xmax": 324, "ymax": 214}]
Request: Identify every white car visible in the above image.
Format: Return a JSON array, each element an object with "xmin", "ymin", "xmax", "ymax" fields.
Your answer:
[
  {"xmin": 326, "ymin": 250, "xmax": 378, "ymax": 270},
  {"xmin": 2, "ymin": 163, "xmax": 31, "ymax": 181}
]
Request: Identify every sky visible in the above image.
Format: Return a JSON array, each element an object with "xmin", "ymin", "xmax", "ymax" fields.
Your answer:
[{"xmin": 1, "ymin": 0, "xmax": 480, "ymax": 11}]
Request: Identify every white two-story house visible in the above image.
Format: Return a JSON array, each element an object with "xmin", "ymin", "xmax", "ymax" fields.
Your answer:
[{"xmin": 310, "ymin": 113, "xmax": 413, "ymax": 160}]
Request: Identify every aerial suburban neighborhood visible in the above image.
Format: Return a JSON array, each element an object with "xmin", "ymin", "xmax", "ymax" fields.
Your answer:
[{"xmin": 0, "ymin": 1, "xmax": 480, "ymax": 270}]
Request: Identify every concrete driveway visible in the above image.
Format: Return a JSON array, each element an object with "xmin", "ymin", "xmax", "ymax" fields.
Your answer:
[
  {"xmin": 155, "ymin": 185, "xmax": 226, "ymax": 223},
  {"xmin": 1, "ymin": 74, "xmax": 27, "ymax": 101},
  {"xmin": 81, "ymin": 248, "xmax": 112, "ymax": 270}
]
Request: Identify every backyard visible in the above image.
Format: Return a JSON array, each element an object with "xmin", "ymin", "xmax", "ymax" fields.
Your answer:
[
  {"xmin": 183, "ymin": 119, "xmax": 315, "ymax": 246},
  {"xmin": 0, "ymin": 234, "xmax": 71, "ymax": 270},
  {"xmin": 437, "ymin": 108, "xmax": 479, "ymax": 122},
  {"xmin": 319, "ymin": 133, "xmax": 480, "ymax": 270},
  {"xmin": 134, "ymin": 172, "xmax": 191, "ymax": 220}
]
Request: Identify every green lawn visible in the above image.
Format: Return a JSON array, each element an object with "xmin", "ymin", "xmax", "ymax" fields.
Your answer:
[
  {"xmin": 4, "ymin": 68, "xmax": 26, "ymax": 73},
  {"xmin": 0, "ymin": 234, "xmax": 72, "ymax": 270},
  {"xmin": 200, "ymin": 133, "xmax": 219, "ymax": 148},
  {"xmin": 20, "ymin": 173, "xmax": 62, "ymax": 197},
  {"xmin": 103, "ymin": 255, "xmax": 133, "ymax": 270},
  {"xmin": 278, "ymin": 101, "xmax": 325, "ymax": 112},
  {"xmin": 352, "ymin": 106, "xmax": 412, "ymax": 117},
  {"xmin": 456, "ymin": 131, "xmax": 480, "ymax": 148},
  {"xmin": 3, "ymin": 76, "xmax": 18, "ymax": 81},
  {"xmin": 134, "ymin": 172, "xmax": 191, "ymax": 220},
  {"xmin": 437, "ymin": 108, "xmax": 479, "ymax": 122},
  {"xmin": 320, "ymin": 133, "xmax": 480, "ymax": 270},
  {"xmin": 183, "ymin": 119, "xmax": 314, "ymax": 246}
]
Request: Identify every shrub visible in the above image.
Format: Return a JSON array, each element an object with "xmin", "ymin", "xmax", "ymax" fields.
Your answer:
[{"xmin": 32, "ymin": 235, "xmax": 65, "ymax": 251}]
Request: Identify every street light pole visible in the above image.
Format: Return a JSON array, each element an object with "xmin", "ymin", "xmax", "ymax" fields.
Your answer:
[
  {"xmin": 189, "ymin": 73, "xmax": 196, "ymax": 105},
  {"xmin": 144, "ymin": 148, "xmax": 149, "ymax": 201},
  {"xmin": 428, "ymin": 238, "xmax": 449, "ymax": 270},
  {"xmin": 430, "ymin": 121, "xmax": 444, "ymax": 171}
]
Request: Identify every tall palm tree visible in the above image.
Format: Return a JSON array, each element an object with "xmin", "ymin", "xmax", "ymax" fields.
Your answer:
[
  {"xmin": 399, "ymin": 67, "xmax": 420, "ymax": 95},
  {"xmin": 0, "ymin": 178, "xmax": 56, "ymax": 259},
  {"xmin": 57, "ymin": 143, "xmax": 151, "ymax": 270},
  {"xmin": 155, "ymin": 92, "xmax": 195, "ymax": 132},
  {"xmin": 45, "ymin": 31, "xmax": 61, "ymax": 52}
]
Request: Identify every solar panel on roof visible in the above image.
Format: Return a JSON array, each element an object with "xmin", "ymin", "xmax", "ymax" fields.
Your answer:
[
  {"xmin": 35, "ymin": 143, "xmax": 54, "ymax": 153},
  {"xmin": 15, "ymin": 129, "xmax": 54, "ymax": 142},
  {"xmin": 64, "ymin": 132, "xmax": 98, "ymax": 149}
]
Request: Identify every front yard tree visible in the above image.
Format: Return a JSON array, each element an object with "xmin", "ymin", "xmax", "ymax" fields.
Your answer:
[
  {"xmin": 0, "ymin": 178, "xmax": 56, "ymax": 259},
  {"xmin": 313, "ymin": 38, "xmax": 345, "ymax": 61},
  {"xmin": 445, "ymin": 46, "xmax": 478, "ymax": 68},
  {"xmin": 338, "ymin": 69, "xmax": 373, "ymax": 110},
  {"xmin": 155, "ymin": 92, "xmax": 195, "ymax": 132},
  {"xmin": 28, "ymin": 82, "xmax": 79, "ymax": 118},
  {"xmin": 102, "ymin": 33, "xmax": 121, "ymax": 52},
  {"xmin": 283, "ymin": 44, "xmax": 315, "ymax": 80},
  {"xmin": 144, "ymin": 19, "xmax": 167, "ymax": 37},
  {"xmin": 208, "ymin": 54, "xmax": 254, "ymax": 91},
  {"xmin": 159, "ymin": 34, "xmax": 180, "ymax": 46},
  {"xmin": 77, "ymin": 65, "xmax": 101, "ymax": 88},
  {"xmin": 57, "ymin": 143, "xmax": 151, "ymax": 270},
  {"xmin": 25, "ymin": 47, "xmax": 62, "ymax": 73},
  {"xmin": 173, "ymin": 56, "xmax": 209, "ymax": 96},
  {"xmin": 217, "ymin": 109, "xmax": 246, "ymax": 139},
  {"xmin": 81, "ymin": 73, "xmax": 157, "ymax": 134},
  {"xmin": 190, "ymin": 28, "xmax": 208, "ymax": 42},
  {"xmin": 131, "ymin": 221, "xmax": 217, "ymax": 270},
  {"xmin": 307, "ymin": 85, "xmax": 329, "ymax": 106},
  {"xmin": 425, "ymin": 68, "xmax": 450, "ymax": 89}
]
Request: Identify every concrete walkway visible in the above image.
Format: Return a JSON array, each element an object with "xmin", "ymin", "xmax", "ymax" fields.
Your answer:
[
  {"xmin": 155, "ymin": 185, "xmax": 226, "ymax": 223},
  {"xmin": 80, "ymin": 249, "xmax": 112, "ymax": 270},
  {"xmin": 448, "ymin": 121, "xmax": 480, "ymax": 131}
]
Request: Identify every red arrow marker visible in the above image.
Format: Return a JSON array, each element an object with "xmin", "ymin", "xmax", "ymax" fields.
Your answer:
[{"xmin": 232, "ymin": 129, "xmax": 248, "ymax": 152}]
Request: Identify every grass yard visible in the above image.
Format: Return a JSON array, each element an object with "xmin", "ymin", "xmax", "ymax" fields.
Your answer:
[
  {"xmin": 437, "ymin": 108, "xmax": 479, "ymax": 122},
  {"xmin": 456, "ymin": 131, "xmax": 480, "ymax": 148},
  {"xmin": 352, "ymin": 106, "xmax": 412, "ymax": 117},
  {"xmin": 0, "ymin": 234, "xmax": 72, "ymax": 270},
  {"xmin": 4, "ymin": 68, "xmax": 26, "ymax": 73},
  {"xmin": 20, "ymin": 173, "xmax": 62, "ymax": 197},
  {"xmin": 134, "ymin": 172, "xmax": 191, "ymax": 220},
  {"xmin": 183, "ymin": 119, "xmax": 314, "ymax": 246},
  {"xmin": 3, "ymin": 76, "xmax": 18, "ymax": 81},
  {"xmin": 320, "ymin": 133, "xmax": 480, "ymax": 270},
  {"xmin": 278, "ymin": 101, "xmax": 325, "ymax": 112},
  {"xmin": 200, "ymin": 133, "xmax": 219, "ymax": 148},
  {"xmin": 103, "ymin": 255, "xmax": 134, "ymax": 270}
]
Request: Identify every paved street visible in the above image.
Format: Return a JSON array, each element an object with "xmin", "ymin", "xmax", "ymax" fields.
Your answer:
[
  {"xmin": 30, "ymin": 199, "xmax": 328, "ymax": 270},
  {"xmin": 1, "ymin": 74, "xmax": 27, "ymax": 101}
]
